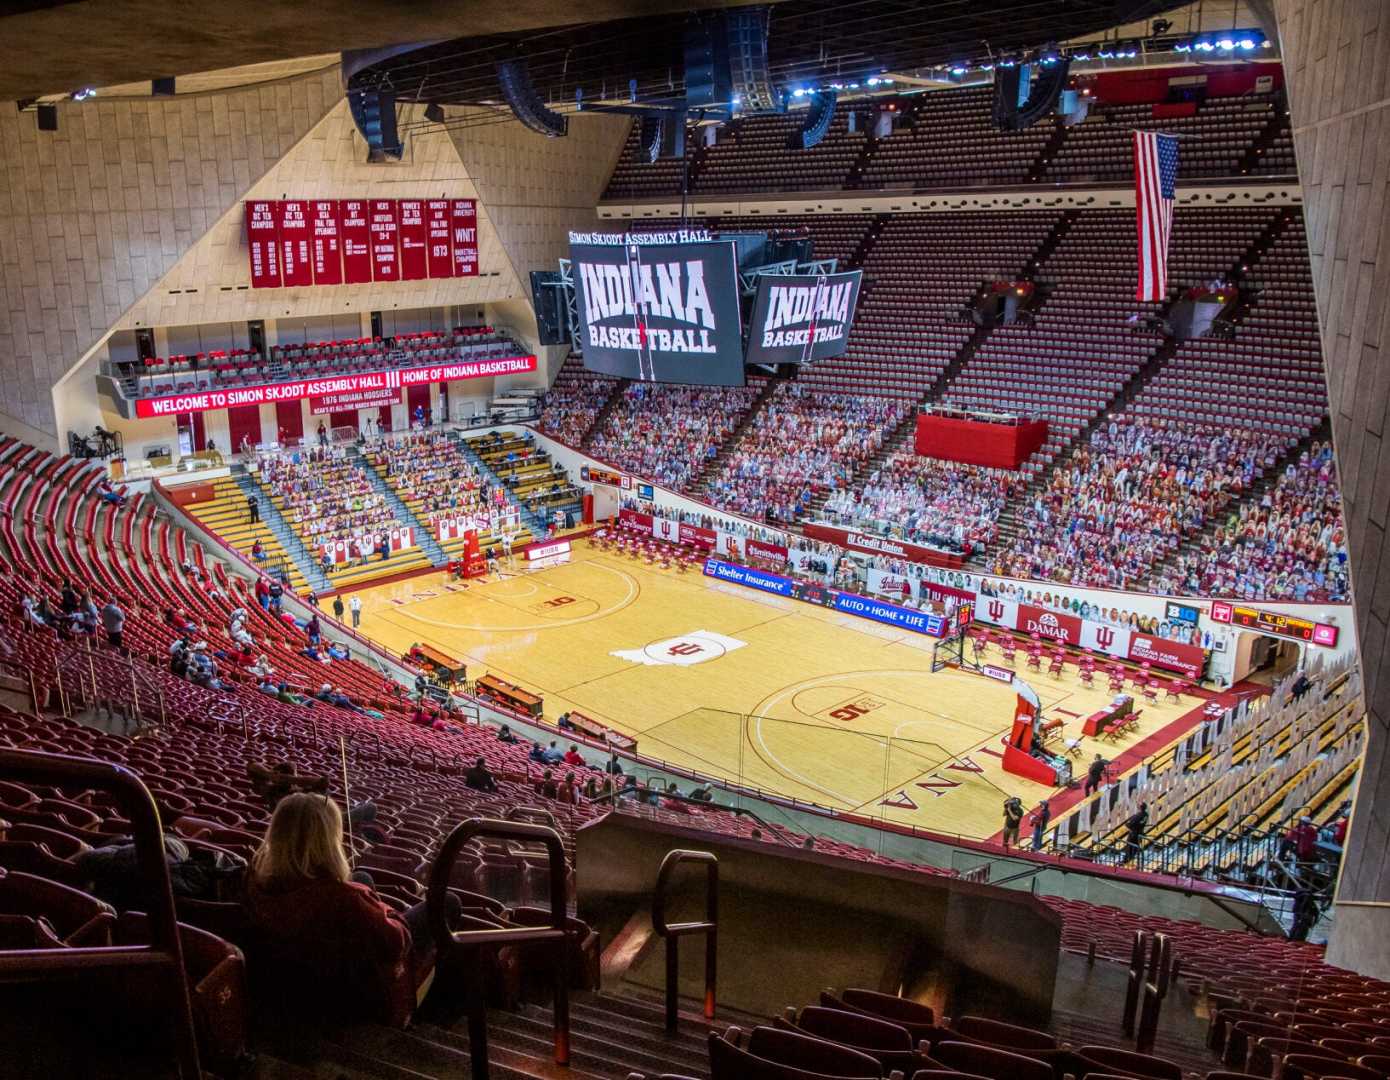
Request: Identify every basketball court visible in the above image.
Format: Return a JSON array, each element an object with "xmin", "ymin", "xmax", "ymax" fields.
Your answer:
[{"xmin": 350, "ymin": 541, "xmax": 1203, "ymax": 840}]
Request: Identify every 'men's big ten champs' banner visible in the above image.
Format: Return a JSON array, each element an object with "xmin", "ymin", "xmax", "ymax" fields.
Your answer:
[
  {"xmin": 976, "ymin": 597, "xmax": 1205, "ymax": 680},
  {"xmin": 569, "ymin": 230, "xmax": 745, "ymax": 386},
  {"xmin": 246, "ymin": 199, "xmax": 479, "ymax": 288},
  {"xmin": 744, "ymin": 271, "xmax": 862, "ymax": 365}
]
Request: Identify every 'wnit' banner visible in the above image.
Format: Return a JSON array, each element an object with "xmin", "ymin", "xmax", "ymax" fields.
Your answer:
[
  {"xmin": 745, "ymin": 270, "xmax": 862, "ymax": 365},
  {"xmin": 569, "ymin": 236, "xmax": 745, "ymax": 385}
]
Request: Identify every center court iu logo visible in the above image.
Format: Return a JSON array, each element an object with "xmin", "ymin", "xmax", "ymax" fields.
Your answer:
[{"xmin": 610, "ymin": 630, "xmax": 747, "ymax": 667}]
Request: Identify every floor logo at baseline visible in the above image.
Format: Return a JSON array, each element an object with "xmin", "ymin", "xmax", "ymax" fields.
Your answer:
[{"xmin": 611, "ymin": 630, "xmax": 747, "ymax": 667}]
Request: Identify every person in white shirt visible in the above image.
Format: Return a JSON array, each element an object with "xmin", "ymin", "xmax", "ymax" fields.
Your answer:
[{"xmin": 349, "ymin": 594, "xmax": 362, "ymax": 629}]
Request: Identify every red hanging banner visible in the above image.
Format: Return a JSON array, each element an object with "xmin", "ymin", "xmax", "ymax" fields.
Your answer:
[
  {"xmin": 339, "ymin": 199, "xmax": 373, "ymax": 285},
  {"xmin": 276, "ymin": 199, "xmax": 314, "ymax": 287},
  {"xmin": 369, "ymin": 199, "xmax": 400, "ymax": 282},
  {"xmin": 451, "ymin": 199, "xmax": 478, "ymax": 277},
  {"xmin": 398, "ymin": 199, "xmax": 428, "ymax": 281},
  {"xmin": 310, "ymin": 199, "xmax": 343, "ymax": 286},
  {"xmin": 426, "ymin": 199, "xmax": 454, "ymax": 278},
  {"xmin": 245, "ymin": 200, "xmax": 282, "ymax": 289}
]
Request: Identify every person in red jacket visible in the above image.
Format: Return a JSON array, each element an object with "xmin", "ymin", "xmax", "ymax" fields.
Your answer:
[
  {"xmin": 244, "ymin": 792, "xmax": 455, "ymax": 1025},
  {"xmin": 562, "ymin": 744, "xmax": 586, "ymax": 768}
]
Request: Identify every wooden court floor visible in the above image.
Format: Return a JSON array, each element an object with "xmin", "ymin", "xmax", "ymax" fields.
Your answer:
[{"xmin": 352, "ymin": 542, "xmax": 1196, "ymax": 840}]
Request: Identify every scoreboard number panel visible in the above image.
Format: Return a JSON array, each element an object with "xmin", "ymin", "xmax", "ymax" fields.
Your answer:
[{"xmin": 1210, "ymin": 601, "xmax": 1339, "ymax": 647}]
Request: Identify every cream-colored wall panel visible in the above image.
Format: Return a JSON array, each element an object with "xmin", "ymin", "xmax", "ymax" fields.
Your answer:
[{"xmin": 0, "ymin": 66, "xmax": 344, "ymax": 436}]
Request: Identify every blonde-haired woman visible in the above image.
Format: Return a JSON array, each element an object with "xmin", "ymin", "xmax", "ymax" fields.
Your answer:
[{"xmin": 245, "ymin": 793, "xmax": 450, "ymax": 1025}]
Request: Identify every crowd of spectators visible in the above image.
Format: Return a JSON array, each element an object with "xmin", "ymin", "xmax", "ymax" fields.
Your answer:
[
  {"xmin": 823, "ymin": 452, "xmax": 1020, "ymax": 556},
  {"xmin": 1152, "ymin": 441, "xmax": 1349, "ymax": 602},
  {"xmin": 588, "ymin": 382, "xmax": 764, "ymax": 490},
  {"xmin": 258, "ymin": 446, "xmax": 397, "ymax": 554},
  {"xmin": 703, "ymin": 386, "xmax": 907, "ymax": 523},
  {"xmin": 992, "ymin": 415, "xmax": 1286, "ymax": 589},
  {"xmin": 365, "ymin": 431, "xmax": 504, "ymax": 531},
  {"xmin": 536, "ymin": 362, "xmax": 618, "ymax": 446}
]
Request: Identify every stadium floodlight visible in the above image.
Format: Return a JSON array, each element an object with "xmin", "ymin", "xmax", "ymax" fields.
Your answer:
[{"xmin": 497, "ymin": 58, "xmax": 568, "ymax": 138}]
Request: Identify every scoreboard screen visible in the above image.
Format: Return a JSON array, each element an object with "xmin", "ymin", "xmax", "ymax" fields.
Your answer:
[{"xmin": 1210, "ymin": 601, "xmax": 1339, "ymax": 647}]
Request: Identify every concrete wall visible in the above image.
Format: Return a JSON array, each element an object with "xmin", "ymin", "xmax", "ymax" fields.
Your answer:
[
  {"xmin": 1274, "ymin": 0, "xmax": 1390, "ymax": 975},
  {"xmin": 0, "ymin": 67, "xmax": 343, "ymax": 438}
]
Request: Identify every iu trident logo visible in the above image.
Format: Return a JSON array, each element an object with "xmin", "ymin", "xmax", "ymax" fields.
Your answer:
[
  {"xmin": 1095, "ymin": 626, "xmax": 1116, "ymax": 649},
  {"xmin": 667, "ymin": 642, "xmax": 704, "ymax": 657},
  {"xmin": 988, "ymin": 600, "xmax": 1005, "ymax": 621}
]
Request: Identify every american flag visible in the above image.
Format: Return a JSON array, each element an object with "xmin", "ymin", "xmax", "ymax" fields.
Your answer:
[{"xmin": 1134, "ymin": 131, "xmax": 1179, "ymax": 302}]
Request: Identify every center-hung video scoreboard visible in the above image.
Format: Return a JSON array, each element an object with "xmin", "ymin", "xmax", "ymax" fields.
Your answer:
[{"xmin": 564, "ymin": 228, "xmax": 862, "ymax": 386}]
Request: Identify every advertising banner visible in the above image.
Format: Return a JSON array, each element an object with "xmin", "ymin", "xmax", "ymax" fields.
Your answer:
[
  {"xmin": 426, "ymin": 200, "xmax": 454, "ymax": 279},
  {"xmin": 397, "ymin": 199, "xmax": 429, "ymax": 281},
  {"xmin": 702, "ymin": 558, "xmax": 792, "ymax": 597},
  {"xmin": 867, "ymin": 568, "xmax": 919, "ymax": 603},
  {"xmin": 246, "ymin": 200, "xmax": 281, "ymax": 289},
  {"xmin": 276, "ymin": 200, "xmax": 314, "ymax": 287},
  {"xmin": 569, "ymin": 233, "xmax": 745, "ymax": 385},
  {"xmin": 451, "ymin": 199, "xmax": 479, "ymax": 277},
  {"xmin": 618, "ymin": 508, "xmax": 653, "ymax": 531},
  {"xmin": 1128, "ymin": 634, "xmax": 1204, "ymax": 680},
  {"xmin": 744, "ymin": 270, "xmax": 862, "ymax": 365},
  {"xmin": 800, "ymin": 522, "xmax": 966, "ymax": 569},
  {"xmin": 310, "ymin": 200, "xmax": 343, "ymax": 286},
  {"xmin": 134, "ymin": 354, "xmax": 537, "ymax": 418},
  {"xmin": 369, "ymin": 199, "xmax": 400, "ymax": 282},
  {"xmin": 832, "ymin": 593, "xmax": 948, "ymax": 637},
  {"xmin": 747, "ymin": 537, "xmax": 789, "ymax": 561},
  {"xmin": 1017, "ymin": 604, "xmax": 1083, "ymax": 645}
]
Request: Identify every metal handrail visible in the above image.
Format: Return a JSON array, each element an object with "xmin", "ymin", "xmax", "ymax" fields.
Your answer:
[
  {"xmin": 652, "ymin": 848, "xmax": 719, "ymax": 1034},
  {"xmin": 0, "ymin": 748, "xmax": 201, "ymax": 1078},
  {"xmin": 426, "ymin": 818, "xmax": 569, "ymax": 1080}
]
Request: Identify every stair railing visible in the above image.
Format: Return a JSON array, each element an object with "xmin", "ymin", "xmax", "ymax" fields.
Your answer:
[
  {"xmin": 426, "ymin": 818, "xmax": 570, "ymax": 1080},
  {"xmin": 0, "ymin": 748, "xmax": 201, "ymax": 1078},
  {"xmin": 652, "ymin": 848, "xmax": 719, "ymax": 1034}
]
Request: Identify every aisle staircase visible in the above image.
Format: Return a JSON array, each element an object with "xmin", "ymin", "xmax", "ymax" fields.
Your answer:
[
  {"xmin": 231, "ymin": 470, "xmax": 331, "ymax": 594},
  {"xmin": 455, "ymin": 435, "xmax": 551, "ymax": 538},
  {"xmin": 350, "ymin": 445, "xmax": 448, "ymax": 567}
]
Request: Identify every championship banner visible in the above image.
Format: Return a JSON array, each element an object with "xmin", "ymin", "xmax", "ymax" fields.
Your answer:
[
  {"xmin": 308, "ymin": 386, "xmax": 401, "ymax": 414},
  {"xmin": 246, "ymin": 200, "xmax": 281, "ymax": 289},
  {"xmin": 451, "ymin": 199, "xmax": 478, "ymax": 277},
  {"xmin": 339, "ymin": 200, "xmax": 373, "ymax": 284},
  {"xmin": 569, "ymin": 232, "xmax": 745, "ymax": 385},
  {"xmin": 426, "ymin": 200, "xmax": 454, "ymax": 279},
  {"xmin": 134, "ymin": 354, "xmax": 537, "ymax": 418},
  {"xmin": 744, "ymin": 270, "xmax": 862, "ymax": 365},
  {"xmin": 369, "ymin": 199, "xmax": 400, "ymax": 282},
  {"xmin": 867, "ymin": 568, "xmax": 919, "ymax": 603},
  {"xmin": 310, "ymin": 200, "xmax": 343, "ymax": 286},
  {"xmin": 397, "ymin": 200, "xmax": 429, "ymax": 281},
  {"xmin": 276, "ymin": 200, "xmax": 314, "ymax": 287}
]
